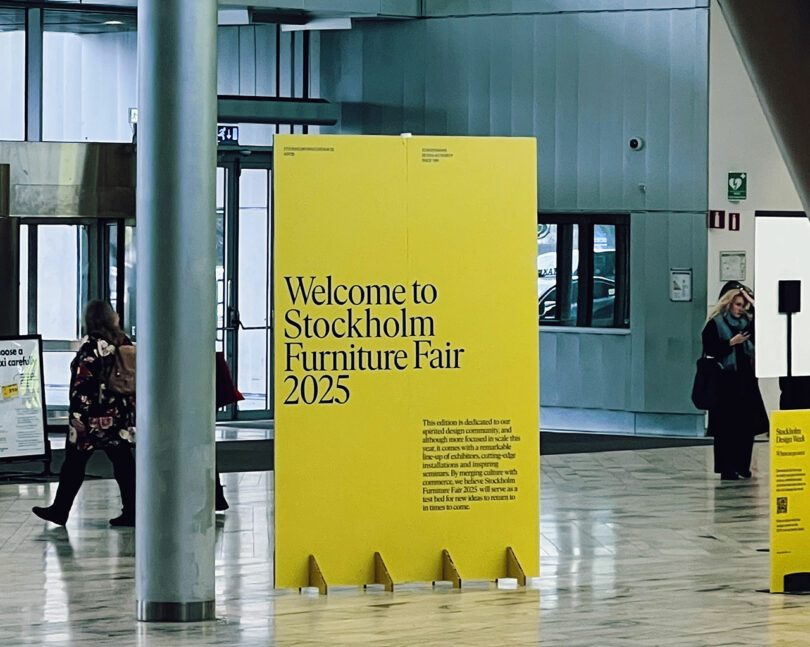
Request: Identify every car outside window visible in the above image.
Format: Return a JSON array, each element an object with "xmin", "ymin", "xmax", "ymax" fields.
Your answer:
[{"xmin": 537, "ymin": 215, "xmax": 629, "ymax": 329}]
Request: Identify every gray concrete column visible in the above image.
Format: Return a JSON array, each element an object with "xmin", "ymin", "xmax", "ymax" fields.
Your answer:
[
  {"xmin": 135, "ymin": 0, "xmax": 218, "ymax": 622},
  {"xmin": 0, "ymin": 165, "xmax": 20, "ymax": 336}
]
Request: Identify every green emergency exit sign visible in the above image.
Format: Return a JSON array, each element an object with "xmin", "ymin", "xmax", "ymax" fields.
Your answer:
[{"xmin": 728, "ymin": 172, "xmax": 747, "ymax": 200}]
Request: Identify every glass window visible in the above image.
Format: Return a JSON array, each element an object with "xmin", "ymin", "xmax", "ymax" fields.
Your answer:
[
  {"xmin": 42, "ymin": 10, "xmax": 137, "ymax": 142},
  {"xmin": 105, "ymin": 221, "xmax": 135, "ymax": 338},
  {"xmin": 37, "ymin": 225, "xmax": 85, "ymax": 340},
  {"xmin": 592, "ymin": 225, "xmax": 617, "ymax": 327},
  {"xmin": 235, "ymin": 124, "xmax": 276, "ymax": 147},
  {"xmin": 0, "ymin": 9, "xmax": 25, "ymax": 140},
  {"xmin": 536, "ymin": 223, "xmax": 556, "ymax": 303},
  {"xmin": 216, "ymin": 167, "xmax": 226, "ymax": 351},
  {"xmin": 538, "ymin": 216, "xmax": 628, "ymax": 328},
  {"xmin": 19, "ymin": 224, "xmax": 29, "ymax": 334},
  {"xmin": 43, "ymin": 351, "xmax": 73, "ymax": 408},
  {"xmin": 27, "ymin": 220, "xmax": 134, "ymax": 410},
  {"xmin": 538, "ymin": 223, "xmax": 577, "ymax": 325},
  {"xmin": 123, "ymin": 225, "xmax": 136, "ymax": 338},
  {"xmin": 237, "ymin": 168, "xmax": 271, "ymax": 411},
  {"xmin": 37, "ymin": 224, "xmax": 90, "ymax": 407},
  {"xmin": 108, "ymin": 223, "xmax": 119, "ymax": 312}
]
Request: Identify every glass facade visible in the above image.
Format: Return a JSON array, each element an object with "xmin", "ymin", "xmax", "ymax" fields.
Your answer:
[
  {"xmin": 236, "ymin": 168, "xmax": 272, "ymax": 411},
  {"xmin": 216, "ymin": 166, "xmax": 227, "ymax": 353},
  {"xmin": 0, "ymin": 8, "xmax": 26, "ymax": 141},
  {"xmin": 42, "ymin": 10, "xmax": 137, "ymax": 142},
  {"xmin": 37, "ymin": 225, "xmax": 84, "ymax": 340},
  {"xmin": 35, "ymin": 224, "xmax": 88, "ymax": 407},
  {"xmin": 18, "ymin": 224, "xmax": 28, "ymax": 334}
]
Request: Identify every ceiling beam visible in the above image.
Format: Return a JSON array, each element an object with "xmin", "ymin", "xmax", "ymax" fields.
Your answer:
[{"xmin": 217, "ymin": 96, "xmax": 339, "ymax": 125}]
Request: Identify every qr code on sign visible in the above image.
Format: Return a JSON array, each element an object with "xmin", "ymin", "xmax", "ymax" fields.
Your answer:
[{"xmin": 777, "ymin": 497, "xmax": 788, "ymax": 514}]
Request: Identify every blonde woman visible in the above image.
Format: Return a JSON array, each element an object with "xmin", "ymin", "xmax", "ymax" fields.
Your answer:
[{"xmin": 702, "ymin": 288, "xmax": 767, "ymax": 480}]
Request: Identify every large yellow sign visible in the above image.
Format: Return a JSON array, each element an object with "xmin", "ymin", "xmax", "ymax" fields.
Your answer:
[
  {"xmin": 274, "ymin": 135, "xmax": 538, "ymax": 588},
  {"xmin": 771, "ymin": 410, "xmax": 810, "ymax": 593}
]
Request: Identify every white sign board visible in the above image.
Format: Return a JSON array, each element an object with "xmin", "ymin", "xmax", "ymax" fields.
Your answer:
[
  {"xmin": 719, "ymin": 250, "xmax": 747, "ymax": 281},
  {"xmin": 670, "ymin": 269, "xmax": 692, "ymax": 302},
  {"xmin": 0, "ymin": 336, "xmax": 47, "ymax": 460},
  {"xmin": 755, "ymin": 215, "xmax": 810, "ymax": 378}
]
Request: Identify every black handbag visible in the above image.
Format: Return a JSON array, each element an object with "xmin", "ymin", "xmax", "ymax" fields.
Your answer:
[{"xmin": 691, "ymin": 355, "xmax": 724, "ymax": 410}]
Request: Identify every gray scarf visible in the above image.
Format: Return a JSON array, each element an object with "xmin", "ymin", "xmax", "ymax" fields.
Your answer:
[{"xmin": 712, "ymin": 312, "xmax": 753, "ymax": 371}]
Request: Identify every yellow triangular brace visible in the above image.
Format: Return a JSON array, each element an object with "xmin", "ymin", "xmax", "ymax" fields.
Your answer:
[
  {"xmin": 506, "ymin": 546, "xmax": 527, "ymax": 586},
  {"xmin": 441, "ymin": 549, "xmax": 462, "ymax": 588},
  {"xmin": 368, "ymin": 552, "xmax": 394, "ymax": 592},
  {"xmin": 308, "ymin": 554, "xmax": 328, "ymax": 595}
]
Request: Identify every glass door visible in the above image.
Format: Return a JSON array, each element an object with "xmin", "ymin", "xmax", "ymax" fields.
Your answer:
[
  {"xmin": 105, "ymin": 220, "xmax": 137, "ymax": 339},
  {"xmin": 17, "ymin": 168, "xmax": 271, "ymax": 422},
  {"xmin": 216, "ymin": 152, "xmax": 274, "ymax": 420},
  {"xmin": 19, "ymin": 218, "xmax": 130, "ymax": 413}
]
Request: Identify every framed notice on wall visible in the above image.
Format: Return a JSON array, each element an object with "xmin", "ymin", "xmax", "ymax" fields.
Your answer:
[
  {"xmin": 670, "ymin": 269, "xmax": 693, "ymax": 302},
  {"xmin": 0, "ymin": 336, "xmax": 47, "ymax": 461},
  {"xmin": 719, "ymin": 251, "xmax": 746, "ymax": 281}
]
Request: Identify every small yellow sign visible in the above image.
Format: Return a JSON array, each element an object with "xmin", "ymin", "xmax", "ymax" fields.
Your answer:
[
  {"xmin": 770, "ymin": 410, "xmax": 810, "ymax": 593},
  {"xmin": 1, "ymin": 384, "xmax": 19, "ymax": 400}
]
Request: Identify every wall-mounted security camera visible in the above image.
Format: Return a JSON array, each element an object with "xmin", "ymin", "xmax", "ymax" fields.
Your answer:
[{"xmin": 629, "ymin": 137, "xmax": 645, "ymax": 151}]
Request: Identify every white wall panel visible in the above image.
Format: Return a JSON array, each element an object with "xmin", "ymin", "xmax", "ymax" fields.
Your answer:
[{"xmin": 755, "ymin": 216, "xmax": 810, "ymax": 379}]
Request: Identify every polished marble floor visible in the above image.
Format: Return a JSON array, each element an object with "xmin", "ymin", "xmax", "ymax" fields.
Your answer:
[{"xmin": 1, "ymin": 441, "xmax": 805, "ymax": 646}]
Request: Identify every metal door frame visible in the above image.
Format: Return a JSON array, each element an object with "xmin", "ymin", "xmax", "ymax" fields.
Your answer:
[
  {"xmin": 216, "ymin": 148, "xmax": 273, "ymax": 421},
  {"xmin": 19, "ymin": 216, "xmax": 128, "ymax": 418}
]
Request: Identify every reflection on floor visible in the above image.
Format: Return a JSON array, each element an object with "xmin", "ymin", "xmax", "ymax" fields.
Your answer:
[
  {"xmin": 1, "ymin": 441, "xmax": 804, "ymax": 646},
  {"xmin": 3, "ymin": 424, "xmax": 275, "ymax": 482},
  {"xmin": 45, "ymin": 423, "xmax": 275, "ymax": 451},
  {"xmin": 4, "ymin": 426, "xmax": 705, "ymax": 485}
]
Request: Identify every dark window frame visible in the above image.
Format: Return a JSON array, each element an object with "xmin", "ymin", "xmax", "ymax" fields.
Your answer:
[{"xmin": 538, "ymin": 213, "xmax": 630, "ymax": 329}]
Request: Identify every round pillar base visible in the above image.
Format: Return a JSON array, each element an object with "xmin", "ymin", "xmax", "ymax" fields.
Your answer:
[{"xmin": 135, "ymin": 600, "xmax": 215, "ymax": 622}]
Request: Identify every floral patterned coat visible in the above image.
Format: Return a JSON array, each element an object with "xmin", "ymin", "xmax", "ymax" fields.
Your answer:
[{"xmin": 68, "ymin": 334, "xmax": 136, "ymax": 452}]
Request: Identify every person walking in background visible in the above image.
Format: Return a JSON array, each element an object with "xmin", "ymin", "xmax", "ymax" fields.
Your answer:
[
  {"xmin": 215, "ymin": 351, "xmax": 243, "ymax": 511},
  {"xmin": 33, "ymin": 300, "xmax": 136, "ymax": 526},
  {"xmin": 702, "ymin": 287, "xmax": 768, "ymax": 480}
]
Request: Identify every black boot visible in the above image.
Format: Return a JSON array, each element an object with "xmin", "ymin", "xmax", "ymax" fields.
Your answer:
[
  {"xmin": 33, "ymin": 444, "xmax": 90, "ymax": 525},
  {"xmin": 215, "ymin": 473, "xmax": 229, "ymax": 511},
  {"xmin": 109, "ymin": 512, "xmax": 135, "ymax": 527},
  {"xmin": 107, "ymin": 444, "xmax": 136, "ymax": 527},
  {"xmin": 32, "ymin": 505, "xmax": 68, "ymax": 525}
]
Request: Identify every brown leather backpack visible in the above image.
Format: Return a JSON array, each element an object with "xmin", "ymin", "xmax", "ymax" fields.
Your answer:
[{"xmin": 108, "ymin": 345, "xmax": 136, "ymax": 396}]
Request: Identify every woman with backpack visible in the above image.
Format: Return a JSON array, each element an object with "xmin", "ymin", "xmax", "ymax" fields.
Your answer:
[{"xmin": 33, "ymin": 300, "xmax": 136, "ymax": 527}]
